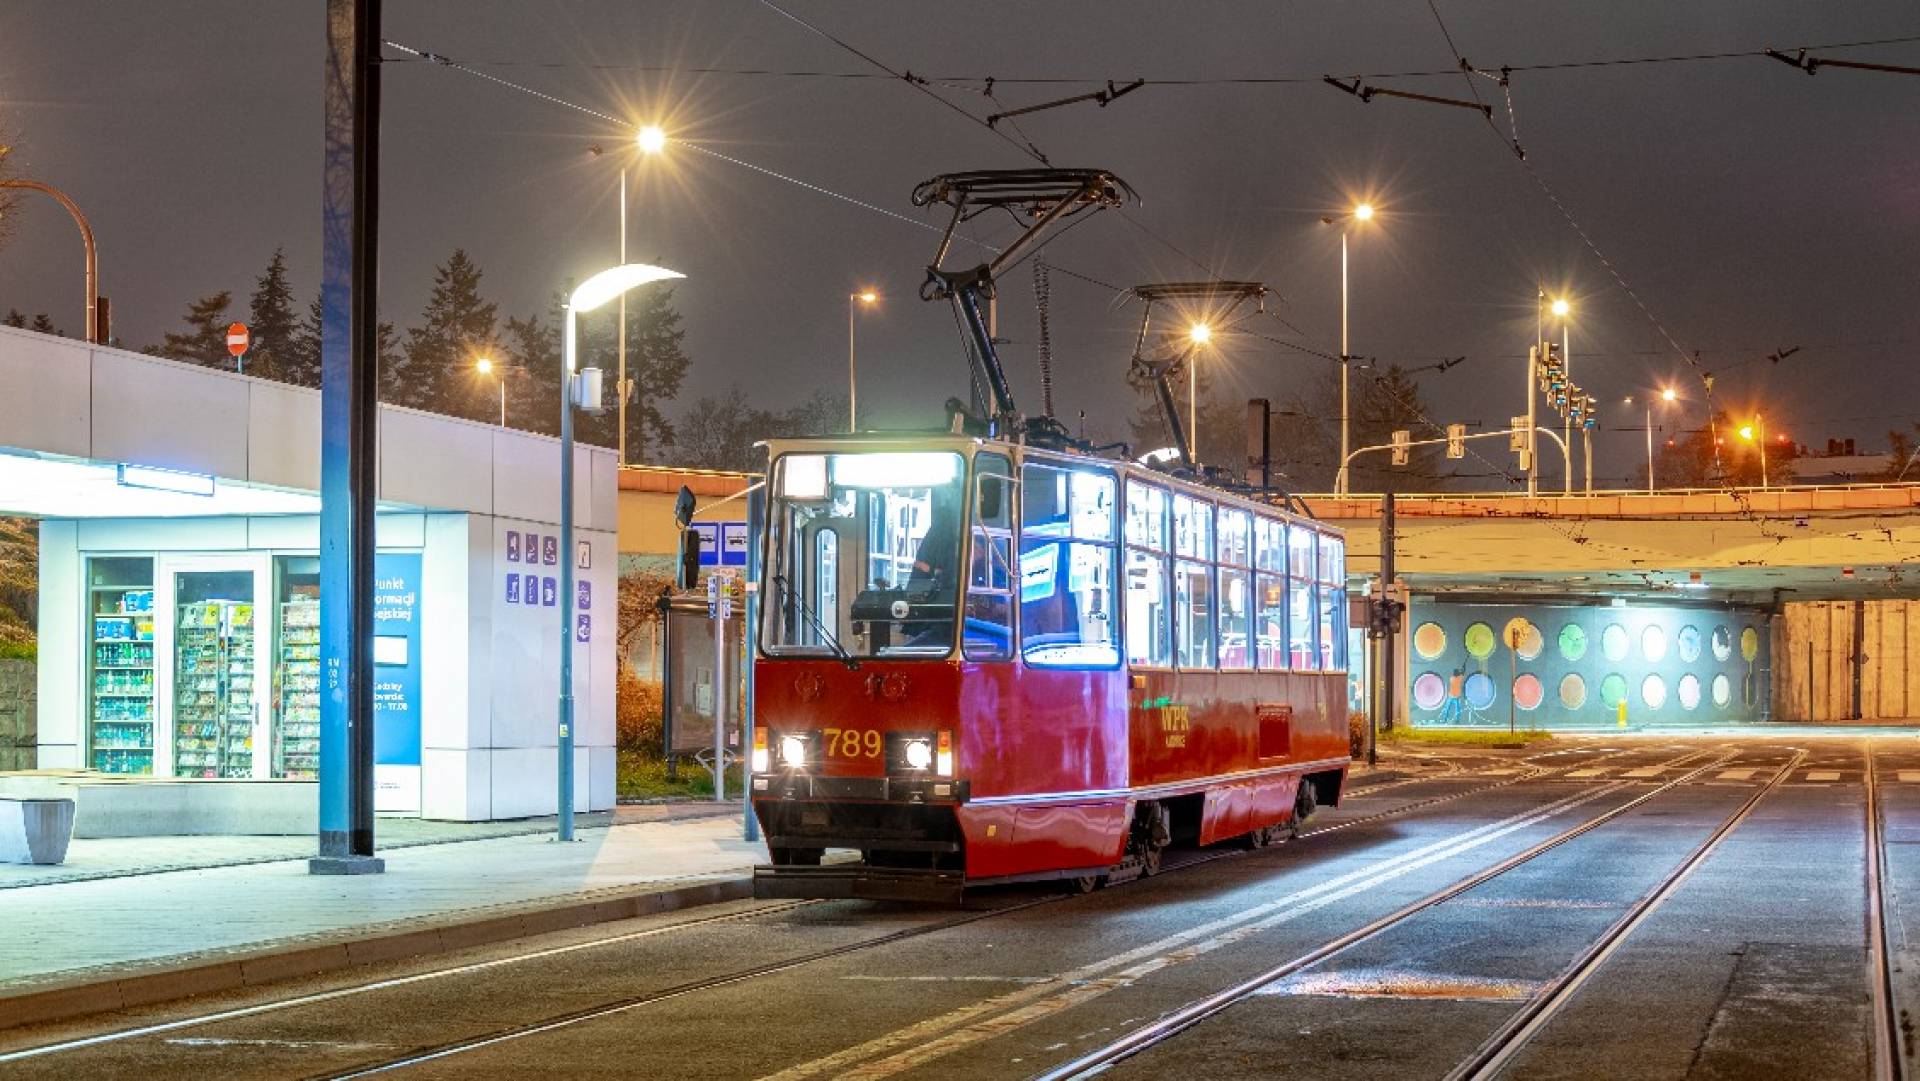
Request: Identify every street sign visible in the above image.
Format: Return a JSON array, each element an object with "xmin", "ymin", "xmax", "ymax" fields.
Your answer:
[
  {"xmin": 720, "ymin": 522, "xmax": 749, "ymax": 567},
  {"xmin": 1390, "ymin": 429, "xmax": 1410, "ymax": 467},
  {"xmin": 1446, "ymin": 423, "xmax": 1465, "ymax": 460},
  {"xmin": 692, "ymin": 522, "xmax": 721, "ymax": 566},
  {"xmin": 226, "ymin": 322, "xmax": 250, "ymax": 357}
]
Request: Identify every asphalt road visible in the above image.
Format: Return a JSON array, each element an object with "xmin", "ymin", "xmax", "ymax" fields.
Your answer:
[{"xmin": 2, "ymin": 735, "xmax": 1910, "ymax": 1080}]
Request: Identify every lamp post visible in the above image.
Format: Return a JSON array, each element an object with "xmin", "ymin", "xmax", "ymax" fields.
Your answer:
[
  {"xmin": 1549, "ymin": 298, "xmax": 1580, "ymax": 491},
  {"xmin": 0, "ymin": 179, "xmax": 99, "ymax": 343},
  {"xmin": 590, "ymin": 125, "xmax": 668, "ymax": 466},
  {"xmin": 1322, "ymin": 203, "xmax": 1374, "ymax": 494},
  {"xmin": 558, "ymin": 262, "xmax": 684, "ymax": 841},
  {"xmin": 1186, "ymin": 321, "xmax": 1212, "ymax": 459},
  {"xmin": 475, "ymin": 357, "xmax": 507, "ymax": 427},
  {"xmin": 848, "ymin": 289, "xmax": 877, "ymax": 431},
  {"xmin": 1738, "ymin": 415, "xmax": 1770, "ymax": 489},
  {"xmin": 1625, "ymin": 387, "xmax": 1678, "ymax": 493}
]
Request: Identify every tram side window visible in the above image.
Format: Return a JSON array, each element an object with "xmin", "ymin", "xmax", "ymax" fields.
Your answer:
[
  {"xmin": 1318, "ymin": 532, "xmax": 1346, "ymax": 670},
  {"xmin": 1020, "ymin": 462, "xmax": 1119, "ymax": 668},
  {"xmin": 965, "ymin": 453, "xmax": 1015, "ymax": 661},
  {"xmin": 1124, "ymin": 481, "xmax": 1171, "ymax": 668},
  {"xmin": 1255, "ymin": 516, "xmax": 1286, "ymax": 574},
  {"xmin": 1218, "ymin": 567, "xmax": 1251, "ymax": 670},
  {"xmin": 1172, "ymin": 494, "xmax": 1213, "ymax": 561},
  {"xmin": 1175, "ymin": 559, "xmax": 1215, "ymax": 669},
  {"xmin": 1288, "ymin": 525, "xmax": 1318, "ymax": 669},
  {"xmin": 1256, "ymin": 571, "xmax": 1287, "ymax": 669}
]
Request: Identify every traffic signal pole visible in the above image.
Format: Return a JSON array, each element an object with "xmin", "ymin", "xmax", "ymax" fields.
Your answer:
[
  {"xmin": 1375, "ymin": 492, "xmax": 1396, "ymax": 767},
  {"xmin": 312, "ymin": 0, "xmax": 383, "ymax": 875}
]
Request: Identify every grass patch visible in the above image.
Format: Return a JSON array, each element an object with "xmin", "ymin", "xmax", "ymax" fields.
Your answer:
[
  {"xmin": 618, "ymin": 750, "xmax": 743, "ymax": 801},
  {"xmin": 1382, "ymin": 726, "xmax": 1555, "ymax": 748}
]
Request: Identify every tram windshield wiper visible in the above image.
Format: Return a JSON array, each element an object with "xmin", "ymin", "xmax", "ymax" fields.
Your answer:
[{"xmin": 772, "ymin": 573, "xmax": 859, "ymax": 670}]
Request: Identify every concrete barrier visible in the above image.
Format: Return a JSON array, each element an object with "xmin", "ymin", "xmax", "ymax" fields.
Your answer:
[
  {"xmin": 0, "ymin": 797, "xmax": 74, "ymax": 864},
  {"xmin": 0, "ymin": 774, "xmax": 315, "ymax": 837}
]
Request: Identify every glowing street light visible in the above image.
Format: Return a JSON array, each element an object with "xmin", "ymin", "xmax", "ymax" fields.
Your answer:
[
  {"xmin": 1550, "ymin": 297, "xmax": 1571, "ymax": 318},
  {"xmin": 849, "ymin": 289, "xmax": 879, "ymax": 431},
  {"xmin": 558, "ymin": 262, "xmax": 684, "ymax": 842},
  {"xmin": 589, "ymin": 123, "xmax": 671, "ymax": 466},
  {"xmin": 1187, "ymin": 321, "xmax": 1212, "ymax": 345},
  {"xmin": 474, "ymin": 356, "xmax": 507, "ymax": 427},
  {"xmin": 1736, "ymin": 414, "xmax": 1770, "ymax": 489},
  {"xmin": 1320, "ymin": 201, "xmax": 1379, "ymax": 494},
  {"xmin": 1185, "ymin": 322, "xmax": 1214, "ymax": 452},
  {"xmin": 636, "ymin": 124, "xmax": 667, "ymax": 155},
  {"xmin": 1626, "ymin": 387, "xmax": 1681, "ymax": 493}
]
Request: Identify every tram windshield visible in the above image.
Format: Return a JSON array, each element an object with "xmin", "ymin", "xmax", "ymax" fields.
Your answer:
[{"xmin": 764, "ymin": 451, "xmax": 967, "ymax": 659}]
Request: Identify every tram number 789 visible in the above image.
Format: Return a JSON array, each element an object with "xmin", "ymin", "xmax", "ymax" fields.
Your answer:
[{"xmin": 821, "ymin": 728, "xmax": 884, "ymax": 759}]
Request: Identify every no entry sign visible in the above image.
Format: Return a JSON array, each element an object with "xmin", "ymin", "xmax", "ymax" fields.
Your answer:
[{"xmin": 226, "ymin": 322, "xmax": 250, "ymax": 357}]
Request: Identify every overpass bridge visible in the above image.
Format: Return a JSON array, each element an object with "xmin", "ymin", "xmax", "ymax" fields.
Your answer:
[{"xmin": 1297, "ymin": 485, "xmax": 1920, "ymax": 726}]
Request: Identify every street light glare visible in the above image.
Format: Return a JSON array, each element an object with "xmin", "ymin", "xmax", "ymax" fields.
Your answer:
[
  {"xmin": 1550, "ymin": 298, "xmax": 1571, "ymax": 318},
  {"xmin": 636, "ymin": 125, "xmax": 667, "ymax": 155},
  {"xmin": 1661, "ymin": 387, "xmax": 1678, "ymax": 402},
  {"xmin": 1352, "ymin": 203, "xmax": 1374, "ymax": 221},
  {"xmin": 1188, "ymin": 322, "xmax": 1213, "ymax": 345},
  {"xmin": 570, "ymin": 262, "xmax": 684, "ymax": 313},
  {"xmin": 475, "ymin": 358, "xmax": 493, "ymax": 375},
  {"xmin": 857, "ymin": 290, "xmax": 877, "ymax": 304},
  {"xmin": 1738, "ymin": 424, "xmax": 1755, "ymax": 441}
]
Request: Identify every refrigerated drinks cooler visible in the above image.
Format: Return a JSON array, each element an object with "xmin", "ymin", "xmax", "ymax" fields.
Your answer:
[
  {"xmin": 171, "ymin": 596, "xmax": 257, "ymax": 778},
  {"xmin": 87, "ymin": 559, "xmax": 157, "ymax": 775},
  {"xmin": 275, "ymin": 587, "xmax": 322, "ymax": 780}
]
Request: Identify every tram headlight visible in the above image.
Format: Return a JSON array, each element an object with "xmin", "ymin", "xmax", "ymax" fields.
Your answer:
[
  {"xmin": 780, "ymin": 734, "xmax": 809, "ymax": 768},
  {"xmin": 903, "ymin": 739, "xmax": 933, "ymax": 771}
]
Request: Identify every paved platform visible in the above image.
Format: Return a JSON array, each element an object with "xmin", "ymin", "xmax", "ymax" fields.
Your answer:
[{"xmin": 0, "ymin": 802, "xmax": 759, "ymax": 1013}]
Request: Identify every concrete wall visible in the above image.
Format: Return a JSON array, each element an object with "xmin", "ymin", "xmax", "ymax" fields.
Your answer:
[
  {"xmin": 0, "ymin": 658, "xmax": 33, "ymax": 771},
  {"xmin": 1773, "ymin": 600, "xmax": 1920, "ymax": 722}
]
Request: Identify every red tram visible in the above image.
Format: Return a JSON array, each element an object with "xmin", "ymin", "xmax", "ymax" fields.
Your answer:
[
  {"xmin": 750, "ymin": 436, "xmax": 1350, "ymax": 901},
  {"xmin": 749, "ymin": 167, "xmax": 1350, "ymax": 901}
]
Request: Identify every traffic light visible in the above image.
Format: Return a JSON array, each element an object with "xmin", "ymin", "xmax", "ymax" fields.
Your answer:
[
  {"xmin": 1391, "ymin": 428, "xmax": 1410, "ymax": 466},
  {"xmin": 1446, "ymin": 423, "xmax": 1465, "ymax": 459}
]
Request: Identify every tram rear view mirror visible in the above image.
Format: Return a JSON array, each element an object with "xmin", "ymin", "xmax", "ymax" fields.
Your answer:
[{"xmin": 676, "ymin": 528, "xmax": 701, "ymax": 590}]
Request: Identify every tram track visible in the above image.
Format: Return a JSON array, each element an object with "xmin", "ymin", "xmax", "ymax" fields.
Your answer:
[
  {"xmin": 0, "ymin": 741, "xmax": 1684, "ymax": 1076},
  {"xmin": 1867, "ymin": 740, "xmax": 1906, "ymax": 1081},
  {"xmin": 1030, "ymin": 747, "xmax": 1791, "ymax": 1081}
]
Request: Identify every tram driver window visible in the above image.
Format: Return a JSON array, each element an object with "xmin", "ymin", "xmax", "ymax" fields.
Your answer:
[{"xmin": 1019, "ymin": 462, "xmax": 1119, "ymax": 668}]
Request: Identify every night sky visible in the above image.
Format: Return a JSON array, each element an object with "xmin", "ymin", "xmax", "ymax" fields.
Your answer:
[{"xmin": 3, "ymin": 2, "xmax": 1917, "ymax": 482}]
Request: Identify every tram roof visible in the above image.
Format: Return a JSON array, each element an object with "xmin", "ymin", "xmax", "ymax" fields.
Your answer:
[{"xmin": 761, "ymin": 432, "xmax": 1341, "ymax": 536}]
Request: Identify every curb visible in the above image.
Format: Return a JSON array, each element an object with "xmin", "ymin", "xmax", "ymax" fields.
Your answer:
[{"xmin": 0, "ymin": 875, "xmax": 753, "ymax": 1032}]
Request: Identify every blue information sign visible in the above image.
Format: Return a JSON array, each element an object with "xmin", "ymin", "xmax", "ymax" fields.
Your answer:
[{"xmin": 371, "ymin": 553, "xmax": 423, "ymax": 768}]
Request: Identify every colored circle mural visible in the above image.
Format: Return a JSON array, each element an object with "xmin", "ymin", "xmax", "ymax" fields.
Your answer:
[
  {"xmin": 1642, "ymin": 624, "xmax": 1668, "ymax": 663},
  {"xmin": 1464, "ymin": 672, "xmax": 1496, "ymax": 710},
  {"xmin": 1712, "ymin": 673, "xmax": 1732, "ymax": 708},
  {"xmin": 1559, "ymin": 673, "xmax": 1587, "ymax": 709},
  {"xmin": 1413, "ymin": 672, "xmax": 1447, "ymax": 710},
  {"xmin": 1464, "ymin": 622, "xmax": 1496, "ymax": 660},
  {"xmin": 1602, "ymin": 623, "xmax": 1630, "ymax": 662},
  {"xmin": 1504, "ymin": 618, "xmax": 1543, "ymax": 660},
  {"xmin": 1512, "ymin": 673, "xmax": 1544, "ymax": 711},
  {"xmin": 1712, "ymin": 625, "xmax": 1733, "ymax": 662},
  {"xmin": 1642, "ymin": 674, "xmax": 1667, "ymax": 710},
  {"xmin": 1678, "ymin": 673, "xmax": 1702, "ymax": 712},
  {"xmin": 1558, "ymin": 623, "xmax": 1588, "ymax": 662},
  {"xmin": 1741, "ymin": 627, "xmax": 1759, "ymax": 663},
  {"xmin": 1414, "ymin": 622, "xmax": 1448, "ymax": 661},
  {"xmin": 1600, "ymin": 673, "xmax": 1629, "ymax": 710},
  {"xmin": 1677, "ymin": 624, "xmax": 1701, "ymax": 663}
]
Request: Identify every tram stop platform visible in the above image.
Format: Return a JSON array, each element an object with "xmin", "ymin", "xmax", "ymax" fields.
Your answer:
[{"xmin": 0, "ymin": 801, "xmax": 758, "ymax": 1030}]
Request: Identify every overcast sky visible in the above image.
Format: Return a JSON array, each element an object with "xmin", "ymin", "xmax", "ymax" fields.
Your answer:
[{"xmin": 3, "ymin": 2, "xmax": 1917, "ymax": 482}]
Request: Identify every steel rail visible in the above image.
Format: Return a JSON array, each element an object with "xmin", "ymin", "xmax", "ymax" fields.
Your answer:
[
  {"xmin": 1446, "ymin": 748, "xmax": 1808, "ymax": 1080},
  {"xmin": 1867, "ymin": 741, "xmax": 1905, "ymax": 1081},
  {"xmin": 1033, "ymin": 748, "xmax": 1751, "ymax": 1081}
]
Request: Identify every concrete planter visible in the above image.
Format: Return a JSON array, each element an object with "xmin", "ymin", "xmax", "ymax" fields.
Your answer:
[{"xmin": 0, "ymin": 797, "xmax": 75, "ymax": 865}]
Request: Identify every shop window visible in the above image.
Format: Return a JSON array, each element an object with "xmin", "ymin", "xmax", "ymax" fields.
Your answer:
[
  {"xmin": 1218, "ymin": 508, "xmax": 1252, "ymax": 568},
  {"xmin": 1255, "ymin": 572, "xmax": 1288, "ymax": 670},
  {"xmin": 1172, "ymin": 493, "xmax": 1212, "ymax": 561},
  {"xmin": 87, "ymin": 556, "xmax": 156, "ymax": 776},
  {"xmin": 1218, "ymin": 567, "xmax": 1251, "ymax": 670},
  {"xmin": 964, "ymin": 454, "xmax": 1014, "ymax": 661},
  {"xmin": 1125, "ymin": 549, "xmax": 1171, "ymax": 667},
  {"xmin": 1255, "ymin": 516, "xmax": 1286, "ymax": 573},
  {"xmin": 1175, "ymin": 560, "xmax": 1215, "ymax": 669},
  {"xmin": 1288, "ymin": 575, "xmax": 1318, "ymax": 669}
]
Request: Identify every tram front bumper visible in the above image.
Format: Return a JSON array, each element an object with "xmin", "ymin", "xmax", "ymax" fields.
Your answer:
[
  {"xmin": 753, "ymin": 862, "xmax": 965, "ymax": 904},
  {"xmin": 751, "ymin": 773, "xmax": 969, "ymax": 803}
]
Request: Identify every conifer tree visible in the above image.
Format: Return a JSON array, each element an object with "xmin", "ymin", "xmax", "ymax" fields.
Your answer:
[
  {"xmin": 396, "ymin": 250, "xmax": 497, "ymax": 414},
  {"xmin": 246, "ymin": 247, "xmax": 299, "ymax": 383},
  {"xmin": 155, "ymin": 292, "xmax": 232, "ymax": 367}
]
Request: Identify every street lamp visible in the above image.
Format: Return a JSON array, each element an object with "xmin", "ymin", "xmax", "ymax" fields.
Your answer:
[
  {"xmin": 1737, "ymin": 414, "xmax": 1770, "ymax": 489},
  {"xmin": 475, "ymin": 357, "xmax": 506, "ymax": 427},
  {"xmin": 1547, "ymin": 297, "xmax": 1583, "ymax": 490},
  {"xmin": 1625, "ymin": 387, "xmax": 1679, "ymax": 493},
  {"xmin": 848, "ymin": 289, "xmax": 878, "ymax": 431},
  {"xmin": 1186, "ymin": 322, "xmax": 1212, "ymax": 458},
  {"xmin": 557, "ymin": 262, "xmax": 684, "ymax": 841},
  {"xmin": 1322, "ymin": 203, "xmax": 1376, "ymax": 494},
  {"xmin": 588, "ymin": 125, "xmax": 670, "ymax": 466}
]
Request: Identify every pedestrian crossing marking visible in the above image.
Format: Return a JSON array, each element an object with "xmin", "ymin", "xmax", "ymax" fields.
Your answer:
[
  {"xmin": 1806, "ymin": 770, "xmax": 1841, "ymax": 782},
  {"xmin": 1567, "ymin": 769, "xmax": 1605, "ymax": 777},
  {"xmin": 1899, "ymin": 771, "xmax": 1920, "ymax": 783},
  {"xmin": 1718, "ymin": 769, "xmax": 1757, "ymax": 781},
  {"xmin": 1624, "ymin": 768, "xmax": 1663, "ymax": 778},
  {"xmin": 1481, "ymin": 768, "xmax": 1517, "ymax": 776}
]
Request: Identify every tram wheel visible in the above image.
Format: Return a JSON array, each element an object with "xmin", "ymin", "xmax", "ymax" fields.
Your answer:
[
  {"xmin": 1070, "ymin": 873, "xmax": 1108, "ymax": 894},
  {"xmin": 1290, "ymin": 780, "xmax": 1319, "ymax": 837}
]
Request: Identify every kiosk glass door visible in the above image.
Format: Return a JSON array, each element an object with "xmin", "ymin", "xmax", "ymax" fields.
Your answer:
[{"xmin": 161, "ymin": 560, "xmax": 268, "ymax": 779}]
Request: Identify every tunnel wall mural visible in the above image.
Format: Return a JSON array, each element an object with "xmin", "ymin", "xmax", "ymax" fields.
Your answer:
[{"xmin": 1407, "ymin": 601, "xmax": 1770, "ymax": 727}]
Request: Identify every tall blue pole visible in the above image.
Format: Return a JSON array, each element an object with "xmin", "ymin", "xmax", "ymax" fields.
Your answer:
[
  {"xmin": 557, "ymin": 307, "xmax": 577, "ymax": 841},
  {"xmin": 313, "ymin": 0, "xmax": 383, "ymax": 875},
  {"xmin": 743, "ymin": 484, "xmax": 763, "ymax": 843}
]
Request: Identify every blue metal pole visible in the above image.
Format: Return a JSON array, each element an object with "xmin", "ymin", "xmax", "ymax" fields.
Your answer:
[
  {"xmin": 313, "ymin": 0, "xmax": 382, "ymax": 875},
  {"xmin": 557, "ymin": 306, "xmax": 577, "ymax": 842},
  {"xmin": 743, "ymin": 485, "xmax": 763, "ymax": 843}
]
